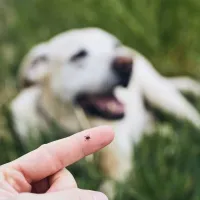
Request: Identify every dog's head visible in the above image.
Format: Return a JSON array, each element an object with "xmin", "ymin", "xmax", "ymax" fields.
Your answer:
[{"xmin": 21, "ymin": 28, "xmax": 134, "ymax": 120}]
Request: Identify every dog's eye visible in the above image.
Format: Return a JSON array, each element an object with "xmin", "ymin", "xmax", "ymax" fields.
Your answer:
[
  {"xmin": 70, "ymin": 49, "xmax": 88, "ymax": 62},
  {"xmin": 32, "ymin": 55, "xmax": 48, "ymax": 66}
]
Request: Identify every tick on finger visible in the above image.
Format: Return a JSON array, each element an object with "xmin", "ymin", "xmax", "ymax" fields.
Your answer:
[{"xmin": 84, "ymin": 135, "xmax": 91, "ymax": 141}]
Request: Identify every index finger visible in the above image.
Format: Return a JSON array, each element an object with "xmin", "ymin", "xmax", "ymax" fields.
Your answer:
[{"xmin": 4, "ymin": 126, "xmax": 114, "ymax": 183}]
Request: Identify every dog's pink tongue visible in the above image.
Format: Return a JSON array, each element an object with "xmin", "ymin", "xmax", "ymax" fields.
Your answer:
[{"xmin": 93, "ymin": 96, "xmax": 124, "ymax": 115}]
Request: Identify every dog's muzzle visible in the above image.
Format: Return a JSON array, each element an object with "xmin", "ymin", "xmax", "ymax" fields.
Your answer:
[
  {"xmin": 75, "ymin": 56, "xmax": 133, "ymax": 120},
  {"xmin": 112, "ymin": 56, "xmax": 133, "ymax": 87}
]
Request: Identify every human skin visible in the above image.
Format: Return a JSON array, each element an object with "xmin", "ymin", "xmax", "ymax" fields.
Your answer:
[{"xmin": 0, "ymin": 126, "xmax": 114, "ymax": 200}]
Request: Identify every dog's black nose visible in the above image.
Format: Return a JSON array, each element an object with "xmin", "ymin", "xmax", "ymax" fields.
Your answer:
[{"xmin": 112, "ymin": 56, "xmax": 133, "ymax": 87}]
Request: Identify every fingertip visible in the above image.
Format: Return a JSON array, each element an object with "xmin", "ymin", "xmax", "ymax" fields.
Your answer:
[
  {"xmin": 100, "ymin": 125, "xmax": 115, "ymax": 144},
  {"xmin": 79, "ymin": 126, "xmax": 115, "ymax": 156},
  {"xmin": 88, "ymin": 125, "xmax": 115, "ymax": 145}
]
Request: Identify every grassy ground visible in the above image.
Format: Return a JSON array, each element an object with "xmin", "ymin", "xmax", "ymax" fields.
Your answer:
[
  {"xmin": 2, "ymin": 96, "xmax": 200, "ymax": 200},
  {"xmin": 1, "ymin": 0, "xmax": 200, "ymax": 199}
]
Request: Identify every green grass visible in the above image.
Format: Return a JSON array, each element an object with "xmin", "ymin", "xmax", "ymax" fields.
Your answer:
[
  {"xmin": 1, "ymin": 0, "xmax": 200, "ymax": 199},
  {"xmin": 2, "ymin": 95, "xmax": 200, "ymax": 200}
]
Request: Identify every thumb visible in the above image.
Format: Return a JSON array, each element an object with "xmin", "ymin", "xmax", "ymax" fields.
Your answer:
[{"xmin": 16, "ymin": 189, "xmax": 108, "ymax": 200}]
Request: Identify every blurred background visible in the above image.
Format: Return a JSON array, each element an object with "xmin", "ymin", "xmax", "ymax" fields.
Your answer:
[{"xmin": 1, "ymin": 0, "xmax": 200, "ymax": 199}]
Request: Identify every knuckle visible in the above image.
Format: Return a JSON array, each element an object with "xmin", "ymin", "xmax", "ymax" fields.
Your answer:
[{"xmin": 37, "ymin": 144, "xmax": 64, "ymax": 171}]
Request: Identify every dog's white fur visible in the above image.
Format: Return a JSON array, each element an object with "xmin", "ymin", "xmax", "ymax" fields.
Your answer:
[{"xmin": 11, "ymin": 28, "xmax": 200, "ymax": 198}]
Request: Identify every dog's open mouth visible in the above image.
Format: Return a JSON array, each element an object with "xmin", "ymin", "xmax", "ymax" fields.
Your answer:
[{"xmin": 76, "ymin": 93, "xmax": 124, "ymax": 120}]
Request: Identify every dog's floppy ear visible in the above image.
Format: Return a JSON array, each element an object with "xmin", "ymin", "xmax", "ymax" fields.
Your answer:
[{"xmin": 18, "ymin": 42, "xmax": 50, "ymax": 89}]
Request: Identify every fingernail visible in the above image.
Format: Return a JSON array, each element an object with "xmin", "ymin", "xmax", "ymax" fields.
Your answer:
[{"xmin": 92, "ymin": 192, "xmax": 108, "ymax": 200}]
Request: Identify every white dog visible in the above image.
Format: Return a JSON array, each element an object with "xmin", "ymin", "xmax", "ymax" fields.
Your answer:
[{"xmin": 10, "ymin": 27, "xmax": 200, "ymax": 198}]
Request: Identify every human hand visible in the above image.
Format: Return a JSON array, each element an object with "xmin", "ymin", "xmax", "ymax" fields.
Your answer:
[{"xmin": 0, "ymin": 126, "xmax": 114, "ymax": 200}]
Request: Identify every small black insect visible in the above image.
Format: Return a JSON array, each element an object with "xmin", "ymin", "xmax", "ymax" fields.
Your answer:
[{"xmin": 84, "ymin": 135, "xmax": 91, "ymax": 141}]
